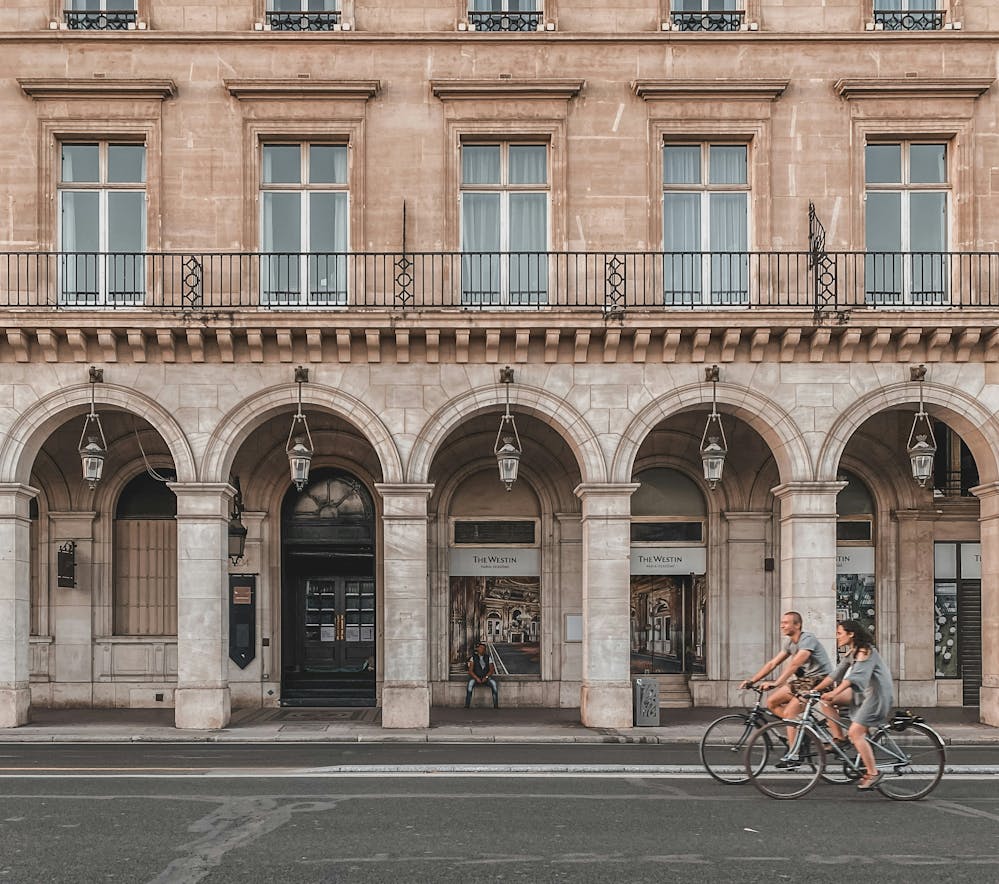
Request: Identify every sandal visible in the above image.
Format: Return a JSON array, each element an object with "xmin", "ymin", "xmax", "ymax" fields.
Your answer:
[{"xmin": 856, "ymin": 771, "xmax": 884, "ymax": 791}]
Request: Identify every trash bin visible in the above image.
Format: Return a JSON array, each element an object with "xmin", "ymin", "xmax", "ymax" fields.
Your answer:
[{"xmin": 633, "ymin": 678, "xmax": 660, "ymax": 726}]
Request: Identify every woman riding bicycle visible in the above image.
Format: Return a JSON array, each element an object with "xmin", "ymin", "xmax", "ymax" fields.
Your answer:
[{"xmin": 813, "ymin": 620, "xmax": 895, "ymax": 792}]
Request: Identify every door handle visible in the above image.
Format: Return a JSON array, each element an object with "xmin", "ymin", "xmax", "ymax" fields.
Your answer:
[{"xmin": 336, "ymin": 613, "xmax": 345, "ymax": 641}]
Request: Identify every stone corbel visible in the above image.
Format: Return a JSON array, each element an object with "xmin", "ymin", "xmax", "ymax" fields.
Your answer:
[
  {"xmin": 896, "ymin": 328, "xmax": 922, "ymax": 362},
  {"xmin": 246, "ymin": 329, "xmax": 264, "ymax": 363},
  {"xmin": 37, "ymin": 329, "xmax": 59, "ymax": 363},
  {"xmin": 603, "ymin": 329, "xmax": 620, "ymax": 363},
  {"xmin": 955, "ymin": 327, "xmax": 981, "ymax": 362},
  {"xmin": 126, "ymin": 329, "xmax": 146, "ymax": 363},
  {"xmin": 515, "ymin": 329, "xmax": 530, "ymax": 363},
  {"xmin": 574, "ymin": 329, "xmax": 590, "ymax": 363},
  {"xmin": 867, "ymin": 328, "xmax": 891, "ymax": 362},
  {"xmin": 455, "ymin": 329, "xmax": 470, "ymax": 363},
  {"xmin": 365, "ymin": 329, "xmax": 380, "ymax": 363},
  {"xmin": 485, "ymin": 329, "xmax": 501, "ymax": 363},
  {"xmin": 425, "ymin": 329, "xmax": 439, "ymax": 364},
  {"xmin": 691, "ymin": 328, "xmax": 711, "ymax": 362},
  {"xmin": 217, "ymin": 329, "xmax": 235, "ymax": 363},
  {"xmin": 157, "ymin": 329, "xmax": 175, "ymax": 363},
  {"xmin": 721, "ymin": 328, "xmax": 741, "ymax": 362},
  {"xmin": 662, "ymin": 329, "xmax": 682, "ymax": 362},
  {"xmin": 337, "ymin": 329, "xmax": 352, "ymax": 362},
  {"xmin": 5, "ymin": 329, "xmax": 29, "ymax": 362},
  {"xmin": 632, "ymin": 329, "xmax": 650, "ymax": 363},
  {"xmin": 276, "ymin": 328, "xmax": 293, "ymax": 363},
  {"xmin": 809, "ymin": 327, "xmax": 830, "ymax": 362},
  {"xmin": 780, "ymin": 328, "xmax": 801, "ymax": 362},
  {"xmin": 186, "ymin": 328, "xmax": 205, "ymax": 363},
  {"xmin": 97, "ymin": 330, "xmax": 118, "ymax": 363},
  {"xmin": 925, "ymin": 327, "xmax": 952, "ymax": 362},
  {"xmin": 395, "ymin": 329, "xmax": 410, "ymax": 364},
  {"xmin": 838, "ymin": 327, "xmax": 862, "ymax": 362},
  {"xmin": 985, "ymin": 329, "xmax": 999, "ymax": 362},
  {"xmin": 750, "ymin": 328, "xmax": 770, "ymax": 362},
  {"xmin": 545, "ymin": 329, "xmax": 560, "ymax": 363},
  {"xmin": 306, "ymin": 328, "xmax": 322, "ymax": 363},
  {"xmin": 67, "ymin": 330, "xmax": 88, "ymax": 362}
]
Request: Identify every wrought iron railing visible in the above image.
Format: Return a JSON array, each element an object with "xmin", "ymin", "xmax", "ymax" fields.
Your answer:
[
  {"xmin": 873, "ymin": 8, "xmax": 945, "ymax": 31},
  {"xmin": 670, "ymin": 10, "xmax": 744, "ymax": 31},
  {"xmin": 468, "ymin": 11, "xmax": 543, "ymax": 31},
  {"xmin": 3, "ymin": 250, "xmax": 999, "ymax": 311},
  {"xmin": 64, "ymin": 9, "xmax": 138, "ymax": 30},
  {"xmin": 265, "ymin": 10, "xmax": 341, "ymax": 30}
]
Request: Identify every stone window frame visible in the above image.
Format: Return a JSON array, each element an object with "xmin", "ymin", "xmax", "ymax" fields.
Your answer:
[
  {"xmin": 458, "ymin": 1, "xmax": 557, "ymax": 32},
  {"xmin": 241, "ymin": 119, "xmax": 367, "ymax": 253},
  {"xmin": 864, "ymin": 1, "xmax": 960, "ymax": 32},
  {"xmin": 849, "ymin": 118, "xmax": 972, "ymax": 252},
  {"xmin": 38, "ymin": 118, "xmax": 162, "ymax": 253},
  {"xmin": 50, "ymin": 0, "xmax": 151, "ymax": 30},
  {"xmin": 252, "ymin": 0, "xmax": 356, "ymax": 31},
  {"xmin": 660, "ymin": 0, "xmax": 761, "ymax": 32},
  {"xmin": 444, "ymin": 119, "xmax": 568, "ymax": 253}
]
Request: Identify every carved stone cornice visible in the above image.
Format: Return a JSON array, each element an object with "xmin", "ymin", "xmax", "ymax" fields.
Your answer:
[
  {"xmin": 223, "ymin": 79, "xmax": 381, "ymax": 101},
  {"xmin": 834, "ymin": 78, "xmax": 993, "ymax": 101},
  {"xmin": 18, "ymin": 78, "xmax": 178, "ymax": 100},
  {"xmin": 430, "ymin": 79, "xmax": 584, "ymax": 101},
  {"xmin": 632, "ymin": 79, "xmax": 789, "ymax": 101}
]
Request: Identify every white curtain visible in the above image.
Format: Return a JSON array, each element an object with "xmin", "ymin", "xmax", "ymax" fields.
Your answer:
[
  {"xmin": 107, "ymin": 191, "xmax": 145, "ymax": 302},
  {"xmin": 262, "ymin": 191, "xmax": 301, "ymax": 303},
  {"xmin": 865, "ymin": 192, "xmax": 902, "ymax": 304},
  {"xmin": 663, "ymin": 194, "xmax": 700, "ymax": 304},
  {"xmin": 509, "ymin": 193, "xmax": 547, "ymax": 304},
  {"xmin": 461, "ymin": 193, "xmax": 500, "ymax": 304},
  {"xmin": 309, "ymin": 192, "xmax": 349, "ymax": 304},
  {"xmin": 709, "ymin": 193, "xmax": 748, "ymax": 304},
  {"xmin": 60, "ymin": 191, "xmax": 99, "ymax": 303},
  {"xmin": 910, "ymin": 191, "xmax": 947, "ymax": 304}
]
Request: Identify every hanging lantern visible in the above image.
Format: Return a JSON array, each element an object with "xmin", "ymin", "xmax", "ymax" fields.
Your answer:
[
  {"xmin": 228, "ymin": 477, "xmax": 248, "ymax": 565},
  {"xmin": 493, "ymin": 366, "xmax": 523, "ymax": 492},
  {"xmin": 78, "ymin": 367, "xmax": 108, "ymax": 490},
  {"xmin": 699, "ymin": 365, "xmax": 727, "ymax": 490},
  {"xmin": 285, "ymin": 367, "xmax": 314, "ymax": 492},
  {"xmin": 907, "ymin": 365, "xmax": 936, "ymax": 488}
]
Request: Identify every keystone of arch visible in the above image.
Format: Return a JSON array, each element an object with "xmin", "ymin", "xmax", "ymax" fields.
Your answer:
[
  {"xmin": 816, "ymin": 381, "xmax": 999, "ymax": 486},
  {"xmin": 406, "ymin": 384, "xmax": 607, "ymax": 485},
  {"xmin": 610, "ymin": 382, "xmax": 811, "ymax": 485},
  {"xmin": 0, "ymin": 383, "xmax": 197, "ymax": 484},
  {"xmin": 201, "ymin": 384, "xmax": 404, "ymax": 485}
]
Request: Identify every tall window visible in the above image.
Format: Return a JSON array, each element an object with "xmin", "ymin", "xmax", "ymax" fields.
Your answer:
[
  {"xmin": 260, "ymin": 142, "xmax": 349, "ymax": 306},
  {"xmin": 59, "ymin": 142, "xmax": 146, "ymax": 305},
  {"xmin": 460, "ymin": 142, "xmax": 549, "ymax": 306},
  {"xmin": 865, "ymin": 141, "xmax": 948, "ymax": 305},
  {"xmin": 468, "ymin": 1, "xmax": 542, "ymax": 32},
  {"xmin": 266, "ymin": 0, "xmax": 340, "ymax": 31},
  {"xmin": 670, "ymin": 0, "xmax": 744, "ymax": 32},
  {"xmin": 662, "ymin": 142, "xmax": 749, "ymax": 306},
  {"xmin": 873, "ymin": 1, "xmax": 944, "ymax": 32},
  {"xmin": 64, "ymin": 0, "xmax": 138, "ymax": 30}
]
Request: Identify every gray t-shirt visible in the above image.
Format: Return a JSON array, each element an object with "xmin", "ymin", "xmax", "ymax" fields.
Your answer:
[
  {"xmin": 781, "ymin": 631, "xmax": 833, "ymax": 679},
  {"xmin": 832, "ymin": 647, "xmax": 894, "ymax": 727}
]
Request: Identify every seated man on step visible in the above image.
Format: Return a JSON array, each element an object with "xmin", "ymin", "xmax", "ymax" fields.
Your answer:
[{"xmin": 465, "ymin": 642, "xmax": 499, "ymax": 709}]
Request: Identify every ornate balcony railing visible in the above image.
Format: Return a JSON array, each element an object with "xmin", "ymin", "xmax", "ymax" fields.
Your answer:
[
  {"xmin": 873, "ymin": 8, "xmax": 945, "ymax": 31},
  {"xmin": 670, "ymin": 10, "xmax": 744, "ymax": 32},
  {"xmin": 2, "ymin": 250, "xmax": 999, "ymax": 312},
  {"xmin": 265, "ymin": 10, "xmax": 341, "ymax": 31},
  {"xmin": 64, "ymin": 9, "xmax": 138, "ymax": 30},
  {"xmin": 468, "ymin": 11, "xmax": 543, "ymax": 31}
]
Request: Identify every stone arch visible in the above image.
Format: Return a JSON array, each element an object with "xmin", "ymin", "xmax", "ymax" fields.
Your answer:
[
  {"xmin": 0, "ymin": 383, "xmax": 197, "ymax": 485},
  {"xmin": 816, "ymin": 382, "xmax": 999, "ymax": 486},
  {"xmin": 407, "ymin": 384, "xmax": 607, "ymax": 485},
  {"xmin": 611, "ymin": 382, "xmax": 812, "ymax": 486},
  {"xmin": 201, "ymin": 384, "xmax": 404, "ymax": 485}
]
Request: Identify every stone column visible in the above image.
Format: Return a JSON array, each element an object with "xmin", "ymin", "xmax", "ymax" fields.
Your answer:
[
  {"xmin": 169, "ymin": 483, "xmax": 233, "ymax": 730},
  {"xmin": 376, "ymin": 483, "xmax": 433, "ymax": 728},
  {"xmin": 575, "ymin": 483, "xmax": 638, "ymax": 728},
  {"xmin": 49, "ymin": 511, "xmax": 97, "ymax": 706},
  {"xmin": 0, "ymin": 484, "xmax": 37, "ymax": 727},
  {"xmin": 772, "ymin": 481, "xmax": 844, "ymax": 655},
  {"xmin": 973, "ymin": 482, "xmax": 999, "ymax": 726},
  {"xmin": 894, "ymin": 510, "xmax": 937, "ymax": 705}
]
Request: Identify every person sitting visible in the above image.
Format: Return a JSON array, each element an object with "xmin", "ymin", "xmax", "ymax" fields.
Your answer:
[{"xmin": 465, "ymin": 642, "xmax": 499, "ymax": 709}]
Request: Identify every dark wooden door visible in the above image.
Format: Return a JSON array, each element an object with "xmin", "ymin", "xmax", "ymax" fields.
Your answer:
[{"xmin": 300, "ymin": 576, "xmax": 375, "ymax": 672}]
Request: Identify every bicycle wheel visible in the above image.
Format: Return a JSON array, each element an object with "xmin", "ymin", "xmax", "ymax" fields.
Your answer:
[
  {"xmin": 872, "ymin": 722, "xmax": 946, "ymax": 800},
  {"xmin": 700, "ymin": 714, "xmax": 767, "ymax": 784},
  {"xmin": 745, "ymin": 721, "xmax": 826, "ymax": 799}
]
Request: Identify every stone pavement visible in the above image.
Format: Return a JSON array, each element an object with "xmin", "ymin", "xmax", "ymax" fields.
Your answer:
[{"xmin": 1, "ymin": 705, "xmax": 997, "ymax": 744}]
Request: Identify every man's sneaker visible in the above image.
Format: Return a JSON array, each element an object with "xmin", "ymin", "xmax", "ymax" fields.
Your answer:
[{"xmin": 775, "ymin": 754, "xmax": 801, "ymax": 769}]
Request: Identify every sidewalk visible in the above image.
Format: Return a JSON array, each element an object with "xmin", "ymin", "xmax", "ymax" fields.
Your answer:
[{"xmin": 3, "ymin": 705, "xmax": 998, "ymax": 745}]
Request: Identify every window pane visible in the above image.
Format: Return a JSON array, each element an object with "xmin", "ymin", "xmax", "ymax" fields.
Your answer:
[
  {"xmin": 509, "ymin": 145, "xmax": 547, "ymax": 185},
  {"xmin": 61, "ymin": 144, "xmax": 99, "ymax": 183},
  {"xmin": 309, "ymin": 192, "xmax": 348, "ymax": 251},
  {"xmin": 664, "ymin": 145, "xmax": 700, "ymax": 185},
  {"xmin": 910, "ymin": 143, "xmax": 947, "ymax": 184},
  {"xmin": 910, "ymin": 192, "xmax": 946, "ymax": 250},
  {"xmin": 510, "ymin": 193, "xmax": 548, "ymax": 305},
  {"xmin": 866, "ymin": 144, "xmax": 902, "ymax": 184},
  {"xmin": 710, "ymin": 193, "xmax": 748, "ymax": 303},
  {"xmin": 462, "ymin": 145, "xmax": 501, "ymax": 185},
  {"xmin": 461, "ymin": 192, "xmax": 500, "ymax": 303},
  {"xmin": 108, "ymin": 192, "xmax": 145, "ymax": 251},
  {"xmin": 60, "ymin": 191, "xmax": 100, "ymax": 251},
  {"xmin": 262, "ymin": 144, "xmax": 301, "ymax": 184},
  {"xmin": 108, "ymin": 145, "xmax": 146, "ymax": 184},
  {"xmin": 865, "ymin": 192, "xmax": 902, "ymax": 250},
  {"xmin": 709, "ymin": 145, "xmax": 747, "ymax": 185},
  {"xmin": 262, "ymin": 192, "xmax": 302, "ymax": 251},
  {"xmin": 309, "ymin": 145, "xmax": 348, "ymax": 184},
  {"xmin": 663, "ymin": 193, "xmax": 700, "ymax": 250}
]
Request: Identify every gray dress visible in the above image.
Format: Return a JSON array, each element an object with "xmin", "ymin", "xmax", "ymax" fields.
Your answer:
[{"xmin": 831, "ymin": 647, "xmax": 894, "ymax": 727}]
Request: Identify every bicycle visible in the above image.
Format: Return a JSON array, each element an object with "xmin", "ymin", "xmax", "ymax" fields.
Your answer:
[
  {"xmin": 744, "ymin": 690, "xmax": 946, "ymax": 800},
  {"xmin": 699, "ymin": 686, "xmax": 787, "ymax": 784}
]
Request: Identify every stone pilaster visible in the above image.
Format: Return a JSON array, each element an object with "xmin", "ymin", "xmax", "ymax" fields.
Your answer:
[
  {"xmin": 972, "ymin": 482, "xmax": 999, "ymax": 725},
  {"xmin": 772, "ymin": 481, "xmax": 845, "ymax": 655},
  {"xmin": 48, "ymin": 511, "xmax": 97, "ymax": 705},
  {"xmin": 0, "ymin": 484, "xmax": 37, "ymax": 727},
  {"xmin": 168, "ymin": 483, "xmax": 233, "ymax": 730},
  {"xmin": 575, "ymin": 483, "xmax": 638, "ymax": 728},
  {"xmin": 894, "ymin": 510, "xmax": 938, "ymax": 705},
  {"xmin": 376, "ymin": 483, "xmax": 433, "ymax": 728}
]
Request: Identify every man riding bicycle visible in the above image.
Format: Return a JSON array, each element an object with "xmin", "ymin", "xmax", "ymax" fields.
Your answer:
[{"xmin": 739, "ymin": 611, "xmax": 837, "ymax": 765}]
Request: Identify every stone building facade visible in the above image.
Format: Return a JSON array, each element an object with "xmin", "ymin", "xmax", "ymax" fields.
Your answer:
[{"xmin": 1, "ymin": 1, "xmax": 998, "ymax": 730}]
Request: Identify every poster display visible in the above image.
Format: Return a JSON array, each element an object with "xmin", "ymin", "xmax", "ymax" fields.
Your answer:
[
  {"xmin": 835, "ymin": 546, "xmax": 875, "ymax": 639},
  {"xmin": 629, "ymin": 574, "xmax": 706, "ymax": 675},
  {"xmin": 449, "ymin": 547, "xmax": 541, "ymax": 680},
  {"xmin": 933, "ymin": 582, "xmax": 959, "ymax": 678}
]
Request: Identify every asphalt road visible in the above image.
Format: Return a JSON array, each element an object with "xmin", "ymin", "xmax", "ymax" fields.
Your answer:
[{"xmin": 1, "ymin": 745, "xmax": 998, "ymax": 883}]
